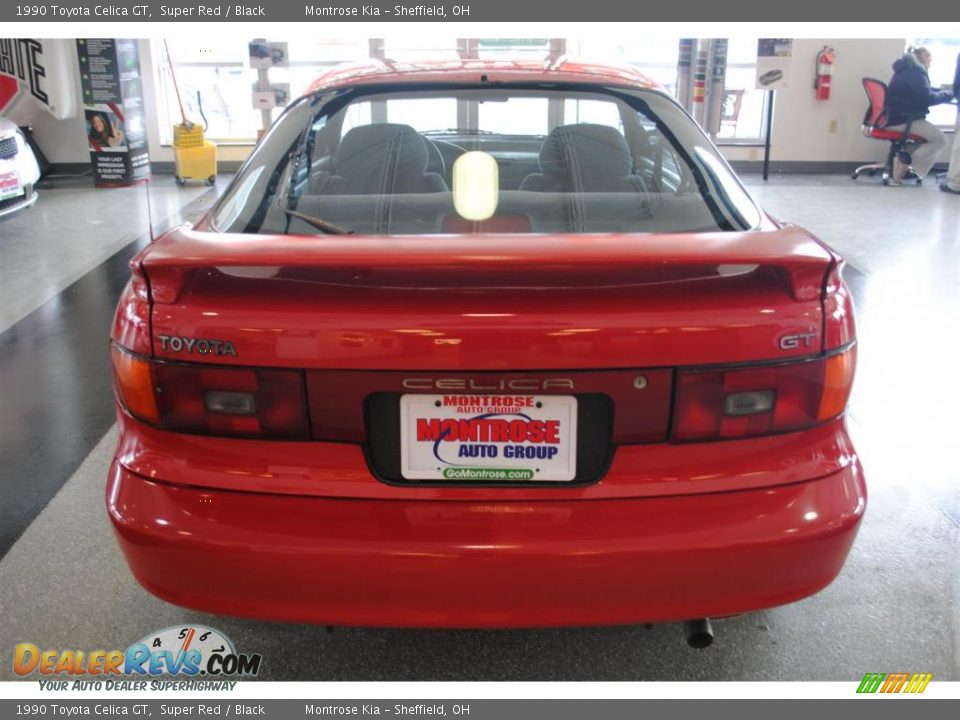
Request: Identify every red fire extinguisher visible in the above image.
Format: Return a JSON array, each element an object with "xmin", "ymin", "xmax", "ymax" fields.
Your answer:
[{"xmin": 815, "ymin": 46, "xmax": 835, "ymax": 100}]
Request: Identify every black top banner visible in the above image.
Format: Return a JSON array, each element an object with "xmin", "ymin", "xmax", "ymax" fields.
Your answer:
[{"xmin": 3, "ymin": 0, "xmax": 959, "ymax": 22}]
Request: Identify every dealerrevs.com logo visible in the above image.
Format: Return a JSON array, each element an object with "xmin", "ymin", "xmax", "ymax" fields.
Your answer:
[
  {"xmin": 856, "ymin": 672, "xmax": 933, "ymax": 694},
  {"xmin": 14, "ymin": 626, "xmax": 261, "ymax": 690}
]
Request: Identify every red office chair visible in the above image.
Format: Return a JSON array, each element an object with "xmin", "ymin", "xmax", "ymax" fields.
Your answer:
[{"xmin": 851, "ymin": 77, "xmax": 926, "ymax": 186}]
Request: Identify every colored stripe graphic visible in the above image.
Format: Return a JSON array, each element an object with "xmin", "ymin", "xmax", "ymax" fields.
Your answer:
[
  {"xmin": 857, "ymin": 672, "xmax": 932, "ymax": 694},
  {"xmin": 880, "ymin": 672, "xmax": 909, "ymax": 693},
  {"xmin": 904, "ymin": 673, "xmax": 933, "ymax": 693},
  {"xmin": 857, "ymin": 673, "xmax": 885, "ymax": 693}
]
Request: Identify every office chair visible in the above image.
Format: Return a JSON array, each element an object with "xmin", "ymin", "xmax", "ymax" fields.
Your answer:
[{"xmin": 851, "ymin": 77, "xmax": 926, "ymax": 186}]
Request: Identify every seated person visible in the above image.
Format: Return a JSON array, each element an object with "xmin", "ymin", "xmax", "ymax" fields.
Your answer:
[{"xmin": 885, "ymin": 46, "xmax": 954, "ymax": 182}]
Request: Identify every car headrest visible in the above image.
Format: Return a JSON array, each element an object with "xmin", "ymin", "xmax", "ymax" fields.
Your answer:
[
  {"xmin": 538, "ymin": 124, "xmax": 634, "ymax": 182},
  {"xmin": 336, "ymin": 123, "xmax": 429, "ymax": 176}
]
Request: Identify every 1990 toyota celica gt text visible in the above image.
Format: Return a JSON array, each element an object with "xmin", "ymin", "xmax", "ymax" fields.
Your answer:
[{"xmin": 108, "ymin": 60, "xmax": 864, "ymax": 640}]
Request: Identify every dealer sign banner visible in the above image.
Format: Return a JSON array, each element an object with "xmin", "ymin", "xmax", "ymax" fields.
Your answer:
[
  {"xmin": 0, "ymin": 38, "xmax": 78, "ymax": 121},
  {"xmin": 76, "ymin": 38, "xmax": 151, "ymax": 186}
]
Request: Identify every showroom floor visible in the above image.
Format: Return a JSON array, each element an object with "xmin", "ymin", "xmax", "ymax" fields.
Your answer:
[{"xmin": 0, "ymin": 173, "xmax": 957, "ymax": 681}]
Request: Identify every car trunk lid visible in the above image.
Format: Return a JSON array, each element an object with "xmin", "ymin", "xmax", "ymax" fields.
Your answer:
[
  {"xmin": 141, "ymin": 225, "xmax": 832, "ymax": 371},
  {"xmin": 133, "ymin": 225, "xmax": 838, "ymax": 478}
]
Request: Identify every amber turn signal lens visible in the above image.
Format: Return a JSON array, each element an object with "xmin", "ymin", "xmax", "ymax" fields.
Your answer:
[
  {"xmin": 817, "ymin": 345, "xmax": 856, "ymax": 421},
  {"xmin": 110, "ymin": 345, "xmax": 160, "ymax": 423}
]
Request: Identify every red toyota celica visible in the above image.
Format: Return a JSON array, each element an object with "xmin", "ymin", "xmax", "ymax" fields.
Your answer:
[{"xmin": 108, "ymin": 59, "xmax": 864, "ymax": 643}]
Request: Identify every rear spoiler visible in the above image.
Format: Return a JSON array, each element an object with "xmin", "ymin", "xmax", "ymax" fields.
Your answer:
[{"xmin": 138, "ymin": 225, "xmax": 834, "ymax": 304}]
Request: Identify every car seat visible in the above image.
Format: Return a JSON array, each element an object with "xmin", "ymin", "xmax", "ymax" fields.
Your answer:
[
  {"xmin": 519, "ymin": 123, "xmax": 648, "ymax": 193},
  {"xmin": 321, "ymin": 124, "xmax": 449, "ymax": 194}
]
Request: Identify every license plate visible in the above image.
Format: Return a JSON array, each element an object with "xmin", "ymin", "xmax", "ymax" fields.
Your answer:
[
  {"xmin": 400, "ymin": 394, "xmax": 578, "ymax": 482},
  {"xmin": 0, "ymin": 171, "xmax": 22, "ymax": 201}
]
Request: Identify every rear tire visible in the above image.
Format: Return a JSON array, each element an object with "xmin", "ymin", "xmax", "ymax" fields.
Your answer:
[
  {"xmin": 207, "ymin": 175, "xmax": 216, "ymax": 186},
  {"xmin": 175, "ymin": 176, "xmax": 186, "ymax": 187}
]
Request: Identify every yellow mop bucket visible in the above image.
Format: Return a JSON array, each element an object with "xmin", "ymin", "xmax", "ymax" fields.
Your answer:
[{"xmin": 173, "ymin": 122, "xmax": 217, "ymax": 186}]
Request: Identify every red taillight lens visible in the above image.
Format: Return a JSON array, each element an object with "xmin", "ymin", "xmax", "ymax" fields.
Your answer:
[
  {"xmin": 111, "ymin": 345, "xmax": 160, "ymax": 424},
  {"xmin": 111, "ymin": 345, "xmax": 309, "ymax": 439},
  {"xmin": 672, "ymin": 347, "xmax": 855, "ymax": 441},
  {"xmin": 817, "ymin": 344, "xmax": 857, "ymax": 421}
]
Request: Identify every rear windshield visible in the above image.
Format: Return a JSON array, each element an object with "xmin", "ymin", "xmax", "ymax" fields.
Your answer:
[{"xmin": 213, "ymin": 83, "xmax": 761, "ymax": 236}]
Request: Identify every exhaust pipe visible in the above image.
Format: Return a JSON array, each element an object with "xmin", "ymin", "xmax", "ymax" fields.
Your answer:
[{"xmin": 683, "ymin": 619, "xmax": 714, "ymax": 648}]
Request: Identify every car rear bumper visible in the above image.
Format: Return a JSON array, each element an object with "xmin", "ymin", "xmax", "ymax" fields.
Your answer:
[{"xmin": 107, "ymin": 458, "xmax": 865, "ymax": 627}]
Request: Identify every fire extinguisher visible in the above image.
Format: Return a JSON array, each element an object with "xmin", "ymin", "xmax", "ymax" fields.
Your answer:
[{"xmin": 815, "ymin": 46, "xmax": 835, "ymax": 100}]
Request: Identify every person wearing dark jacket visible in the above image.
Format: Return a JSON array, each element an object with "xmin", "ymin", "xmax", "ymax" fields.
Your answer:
[
  {"xmin": 941, "ymin": 53, "xmax": 960, "ymax": 194},
  {"xmin": 885, "ymin": 47, "xmax": 953, "ymax": 182}
]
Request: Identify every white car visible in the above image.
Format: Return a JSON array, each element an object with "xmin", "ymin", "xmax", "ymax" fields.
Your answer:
[{"xmin": 0, "ymin": 117, "xmax": 41, "ymax": 219}]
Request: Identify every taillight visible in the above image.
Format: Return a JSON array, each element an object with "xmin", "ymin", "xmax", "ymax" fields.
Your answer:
[
  {"xmin": 823, "ymin": 261, "xmax": 856, "ymax": 350},
  {"xmin": 672, "ymin": 345, "xmax": 856, "ymax": 442},
  {"xmin": 817, "ymin": 345, "xmax": 857, "ymax": 420},
  {"xmin": 110, "ymin": 345, "xmax": 160, "ymax": 424},
  {"xmin": 110, "ymin": 344, "xmax": 309, "ymax": 439}
]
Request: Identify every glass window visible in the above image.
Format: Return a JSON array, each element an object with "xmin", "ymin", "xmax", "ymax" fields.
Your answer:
[
  {"xmin": 157, "ymin": 40, "xmax": 258, "ymax": 143},
  {"xmin": 568, "ymin": 37, "xmax": 767, "ymax": 142},
  {"xmin": 381, "ymin": 39, "xmax": 461, "ymax": 62},
  {"xmin": 339, "ymin": 102, "xmax": 373, "ymax": 137},
  {"xmin": 564, "ymin": 98, "xmax": 624, "ymax": 129},
  {"xmin": 476, "ymin": 39, "xmax": 552, "ymax": 59},
  {"xmin": 907, "ymin": 39, "xmax": 960, "ymax": 128},
  {"xmin": 387, "ymin": 99, "xmax": 458, "ymax": 132},
  {"xmin": 715, "ymin": 38, "xmax": 768, "ymax": 142},
  {"xmin": 569, "ymin": 36, "xmax": 681, "ymax": 97},
  {"xmin": 478, "ymin": 97, "xmax": 549, "ymax": 136},
  {"xmin": 212, "ymin": 84, "xmax": 761, "ymax": 237},
  {"xmin": 156, "ymin": 37, "xmax": 770, "ymax": 145},
  {"xmin": 337, "ymin": 99, "xmax": 460, "ymax": 135},
  {"xmin": 157, "ymin": 37, "xmax": 370, "ymax": 143}
]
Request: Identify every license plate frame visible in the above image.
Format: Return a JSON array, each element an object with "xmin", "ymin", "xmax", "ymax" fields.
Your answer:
[{"xmin": 0, "ymin": 171, "xmax": 23, "ymax": 202}]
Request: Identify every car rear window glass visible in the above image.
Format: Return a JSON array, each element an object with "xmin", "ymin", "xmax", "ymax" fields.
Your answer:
[{"xmin": 213, "ymin": 84, "xmax": 762, "ymax": 236}]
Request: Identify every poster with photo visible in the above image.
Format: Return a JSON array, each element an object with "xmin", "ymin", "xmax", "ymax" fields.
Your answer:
[
  {"xmin": 76, "ymin": 38, "xmax": 150, "ymax": 186},
  {"xmin": 84, "ymin": 106, "xmax": 126, "ymax": 152},
  {"xmin": 756, "ymin": 38, "xmax": 792, "ymax": 90}
]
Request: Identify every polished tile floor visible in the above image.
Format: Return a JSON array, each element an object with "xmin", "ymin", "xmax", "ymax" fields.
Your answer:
[{"xmin": 0, "ymin": 174, "xmax": 957, "ymax": 681}]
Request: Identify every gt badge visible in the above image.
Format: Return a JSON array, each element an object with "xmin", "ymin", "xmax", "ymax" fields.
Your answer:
[{"xmin": 777, "ymin": 331, "xmax": 817, "ymax": 350}]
